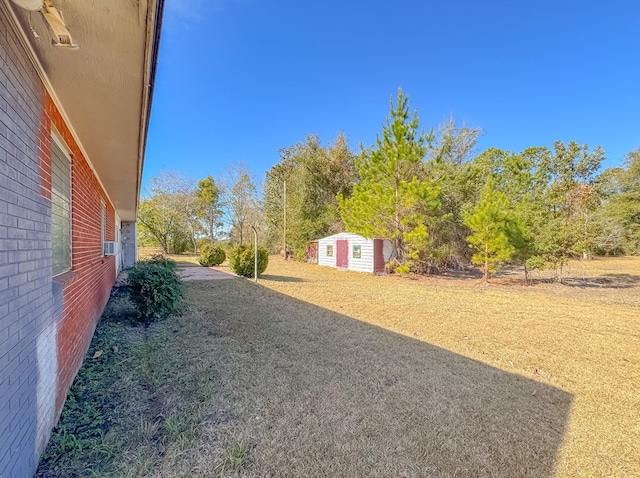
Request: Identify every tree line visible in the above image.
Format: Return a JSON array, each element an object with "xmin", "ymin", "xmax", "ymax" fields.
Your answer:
[
  {"xmin": 139, "ymin": 88, "xmax": 639, "ymax": 279},
  {"xmin": 137, "ymin": 164, "xmax": 261, "ymax": 254}
]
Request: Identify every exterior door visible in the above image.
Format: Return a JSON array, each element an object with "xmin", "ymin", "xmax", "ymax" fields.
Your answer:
[
  {"xmin": 336, "ymin": 240, "xmax": 348, "ymax": 268},
  {"xmin": 121, "ymin": 221, "xmax": 136, "ymax": 269},
  {"xmin": 373, "ymin": 239, "xmax": 385, "ymax": 273}
]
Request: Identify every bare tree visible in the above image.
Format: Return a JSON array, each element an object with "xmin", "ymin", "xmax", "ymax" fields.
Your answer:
[{"xmin": 219, "ymin": 163, "xmax": 261, "ymax": 245}]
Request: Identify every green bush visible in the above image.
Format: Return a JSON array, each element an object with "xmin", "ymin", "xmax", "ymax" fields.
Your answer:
[
  {"xmin": 199, "ymin": 244, "xmax": 226, "ymax": 266},
  {"xmin": 295, "ymin": 249, "xmax": 306, "ymax": 262},
  {"xmin": 229, "ymin": 244, "xmax": 268, "ymax": 278},
  {"xmin": 127, "ymin": 259, "xmax": 183, "ymax": 322},
  {"xmin": 146, "ymin": 253, "xmax": 176, "ymax": 270}
]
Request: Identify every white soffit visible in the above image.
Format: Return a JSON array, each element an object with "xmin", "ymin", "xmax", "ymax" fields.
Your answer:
[{"xmin": 8, "ymin": 0, "xmax": 161, "ymax": 221}]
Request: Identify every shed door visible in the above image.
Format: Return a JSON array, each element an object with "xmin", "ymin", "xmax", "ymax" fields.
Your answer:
[
  {"xmin": 373, "ymin": 239, "xmax": 385, "ymax": 273},
  {"xmin": 336, "ymin": 240, "xmax": 348, "ymax": 268}
]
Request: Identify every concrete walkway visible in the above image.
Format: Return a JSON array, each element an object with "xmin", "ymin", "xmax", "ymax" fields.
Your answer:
[{"xmin": 176, "ymin": 266, "xmax": 235, "ymax": 281}]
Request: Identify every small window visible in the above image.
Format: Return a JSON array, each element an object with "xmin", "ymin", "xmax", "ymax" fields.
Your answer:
[
  {"xmin": 326, "ymin": 245, "xmax": 333, "ymax": 257},
  {"xmin": 51, "ymin": 135, "xmax": 72, "ymax": 275},
  {"xmin": 353, "ymin": 245, "xmax": 361, "ymax": 259},
  {"xmin": 101, "ymin": 200, "xmax": 106, "ymax": 254}
]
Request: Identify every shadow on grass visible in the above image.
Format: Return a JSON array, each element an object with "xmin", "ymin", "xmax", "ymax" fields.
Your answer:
[
  {"xmin": 171, "ymin": 260, "xmax": 201, "ymax": 268},
  {"xmin": 260, "ymin": 274, "xmax": 307, "ymax": 283},
  {"xmin": 182, "ymin": 280, "xmax": 573, "ymax": 476},
  {"xmin": 561, "ymin": 273, "xmax": 640, "ymax": 289},
  {"xmin": 37, "ymin": 279, "xmax": 573, "ymax": 477},
  {"xmin": 505, "ymin": 273, "xmax": 640, "ymax": 289}
]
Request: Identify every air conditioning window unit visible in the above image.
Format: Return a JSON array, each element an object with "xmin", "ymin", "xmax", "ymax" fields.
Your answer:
[{"xmin": 103, "ymin": 241, "xmax": 117, "ymax": 256}]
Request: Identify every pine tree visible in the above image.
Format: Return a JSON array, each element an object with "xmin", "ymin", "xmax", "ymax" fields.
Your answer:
[
  {"xmin": 463, "ymin": 180, "xmax": 520, "ymax": 282},
  {"xmin": 339, "ymin": 88, "xmax": 440, "ymax": 272},
  {"xmin": 195, "ymin": 175, "xmax": 222, "ymax": 244}
]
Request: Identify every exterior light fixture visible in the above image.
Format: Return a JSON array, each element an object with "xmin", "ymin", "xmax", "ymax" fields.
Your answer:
[
  {"xmin": 41, "ymin": 0, "xmax": 79, "ymax": 49},
  {"xmin": 10, "ymin": 0, "xmax": 79, "ymax": 49},
  {"xmin": 10, "ymin": 0, "xmax": 43, "ymax": 10}
]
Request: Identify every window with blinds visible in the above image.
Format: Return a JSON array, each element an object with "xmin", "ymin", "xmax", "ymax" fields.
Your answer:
[{"xmin": 51, "ymin": 137, "xmax": 71, "ymax": 275}]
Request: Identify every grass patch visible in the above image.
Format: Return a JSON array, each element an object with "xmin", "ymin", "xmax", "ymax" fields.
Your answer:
[
  {"xmin": 37, "ymin": 318, "xmax": 129, "ymax": 476},
  {"xmin": 216, "ymin": 442, "xmax": 250, "ymax": 473},
  {"xmin": 36, "ymin": 300, "xmax": 221, "ymax": 476}
]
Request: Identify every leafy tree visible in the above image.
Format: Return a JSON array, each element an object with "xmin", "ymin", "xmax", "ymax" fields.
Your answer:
[
  {"xmin": 339, "ymin": 88, "xmax": 440, "ymax": 271},
  {"xmin": 137, "ymin": 171, "xmax": 195, "ymax": 254},
  {"xmin": 467, "ymin": 144, "xmax": 607, "ymax": 279},
  {"xmin": 538, "ymin": 141, "xmax": 605, "ymax": 267},
  {"xmin": 176, "ymin": 181, "xmax": 201, "ymax": 255},
  {"xmin": 596, "ymin": 147, "xmax": 640, "ymax": 254},
  {"xmin": 137, "ymin": 197, "xmax": 173, "ymax": 253},
  {"xmin": 622, "ymin": 148, "xmax": 640, "ymax": 253},
  {"xmin": 421, "ymin": 119, "xmax": 482, "ymax": 270},
  {"xmin": 263, "ymin": 133, "xmax": 357, "ymax": 256}
]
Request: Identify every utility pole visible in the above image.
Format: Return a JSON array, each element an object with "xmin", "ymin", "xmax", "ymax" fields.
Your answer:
[{"xmin": 283, "ymin": 180, "xmax": 287, "ymax": 260}]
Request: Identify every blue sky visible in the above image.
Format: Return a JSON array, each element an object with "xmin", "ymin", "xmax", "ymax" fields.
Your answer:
[{"xmin": 143, "ymin": 0, "xmax": 640, "ymax": 187}]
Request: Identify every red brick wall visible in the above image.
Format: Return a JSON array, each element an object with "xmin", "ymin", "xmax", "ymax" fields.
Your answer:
[
  {"xmin": 40, "ymin": 92, "xmax": 117, "ymax": 412},
  {"xmin": 1, "ymin": 7, "xmax": 124, "ymax": 474}
]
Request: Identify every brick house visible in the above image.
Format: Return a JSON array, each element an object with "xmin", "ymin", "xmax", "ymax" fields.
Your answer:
[{"xmin": 0, "ymin": 0, "xmax": 163, "ymax": 475}]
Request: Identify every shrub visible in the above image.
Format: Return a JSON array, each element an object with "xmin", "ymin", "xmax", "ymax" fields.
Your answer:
[
  {"xmin": 229, "ymin": 244, "xmax": 268, "ymax": 278},
  {"xmin": 127, "ymin": 258, "xmax": 183, "ymax": 322},
  {"xmin": 199, "ymin": 244, "xmax": 226, "ymax": 266},
  {"xmin": 146, "ymin": 253, "xmax": 176, "ymax": 270}
]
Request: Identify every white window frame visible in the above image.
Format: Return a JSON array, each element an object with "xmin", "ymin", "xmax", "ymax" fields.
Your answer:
[
  {"xmin": 101, "ymin": 200, "xmax": 106, "ymax": 255},
  {"xmin": 51, "ymin": 132, "xmax": 72, "ymax": 276}
]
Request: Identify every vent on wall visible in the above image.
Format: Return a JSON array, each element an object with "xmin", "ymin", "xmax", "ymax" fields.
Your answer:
[{"xmin": 103, "ymin": 242, "xmax": 118, "ymax": 256}]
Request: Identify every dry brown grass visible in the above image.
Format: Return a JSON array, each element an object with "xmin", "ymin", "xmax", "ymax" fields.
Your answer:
[
  {"xmin": 139, "ymin": 249, "xmax": 216, "ymax": 268},
  {"xmin": 254, "ymin": 256, "xmax": 640, "ymax": 477},
  {"xmin": 39, "ymin": 256, "xmax": 639, "ymax": 477}
]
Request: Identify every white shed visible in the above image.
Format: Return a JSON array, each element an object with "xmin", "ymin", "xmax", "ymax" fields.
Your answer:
[{"xmin": 317, "ymin": 232, "xmax": 394, "ymax": 273}]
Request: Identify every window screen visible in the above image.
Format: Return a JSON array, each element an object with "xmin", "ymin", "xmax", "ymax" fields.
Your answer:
[{"xmin": 51, "ymin": 138, "xmax": 71, "ymax": 275}]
